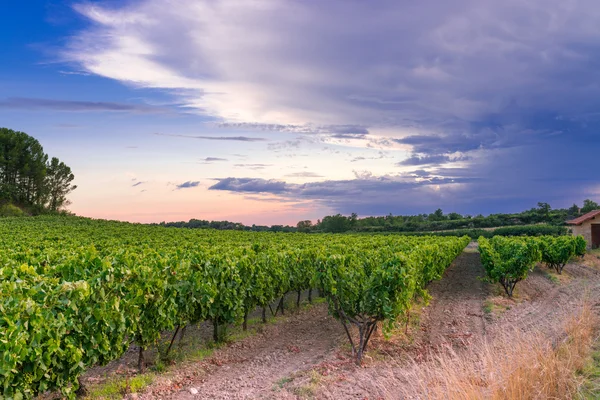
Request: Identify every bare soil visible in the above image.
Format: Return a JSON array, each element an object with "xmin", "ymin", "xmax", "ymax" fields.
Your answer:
[
  {"xmin": 138, "ymin": 304, "xmax": 344, "ymax": 400},
  {"xmin": 82, "ymin": 249, "xmax": 600, "ymax": 399},
  {"xmin": 420, "ymin": 251, "xmax": 490, "ymax": 350}
]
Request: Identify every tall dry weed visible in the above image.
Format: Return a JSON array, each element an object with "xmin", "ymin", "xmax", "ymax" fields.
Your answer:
[{"xmin": 400, "ymin": 301, "xmax": 597, "ymax": 399}]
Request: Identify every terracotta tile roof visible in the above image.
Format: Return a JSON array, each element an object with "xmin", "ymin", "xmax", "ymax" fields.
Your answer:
[{"xmin": 567, "ymin": 209, "xmax": 600, "ymax": 225}]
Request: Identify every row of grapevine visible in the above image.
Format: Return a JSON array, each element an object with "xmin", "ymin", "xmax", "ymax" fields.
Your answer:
[
  {"xmin": 0, "ymin": 217, "xmax": 469, "ymax": 398},
  {"xmin": 316, "ymin": 236, "xmax": 469, "ymax": 364},
  {"xmin": 478, "ymin": 235, "xmax": 586, "ymax": 296}
]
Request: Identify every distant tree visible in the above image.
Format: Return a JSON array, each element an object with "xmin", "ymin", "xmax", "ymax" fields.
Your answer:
[
  {"xmin": 44, "ymin": 157, "xmax": 77, "ymax": 212},
  {"xmin": 296, "ymin": 220, "xmax": 313, "ymax": 233},
  {"xmin": 581, "ymin": 199, "xmax": 599, "ymax": 214},
  {"xmin": 0, "ymin": 128, "xmax": 47, "ymax": 206},
  {"xmin": 428, "ymin": 208, "xmax": 445, "ymax": 221},
  {"xmin": 567, "ymin": 204, "xmax": 580, "ymax": 218},
  {"xmin": 447, "ymin": 212, "xmax": 463, "ymax": 220},
  {"xmin": 319, "ymin": 214, "xmax": 351, "ymax": 233},
  {"xmin": 349, "ymin": 212, "xmax": 358, "ymax": 227},
  {"xmin": 536, "ymin": 202, "xmax": 551, "ymax": 216},
  {"xmin": 0, "ymin": 128, "xmax": 76, "ymax": 213}
]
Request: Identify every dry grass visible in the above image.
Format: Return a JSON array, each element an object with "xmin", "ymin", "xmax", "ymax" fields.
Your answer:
[
  {"xmin": 581, "ymin": 251, "xmax": 600, "ymax": 270},
  {"xmin": 400, "ymin": 300, "xmax": 597, "ymax": 399}
]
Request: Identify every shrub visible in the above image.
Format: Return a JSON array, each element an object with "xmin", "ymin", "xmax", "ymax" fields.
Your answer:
[
  {"xmin": 492, "ymin": 225, "xmax": 568, "ymax": 237},
  {"xmin": 539, "ymin": 235, "xmax": 581, "ymax": 274},
  {"xmin": 0, "ymin": 203, "xmax": 25, "ymax": 217},
  {"xmin": 574, "ymin": 235, "xmax": 587, "ymax": 257},
  {"xmin": 478, "ymin": 236, "xmax": 541, "ymax": 297}
]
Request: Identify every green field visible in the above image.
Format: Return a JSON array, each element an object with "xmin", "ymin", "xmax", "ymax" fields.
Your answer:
[{"xmin": 0, "ymin": 216, "xmax": 469, "ymax": 398}]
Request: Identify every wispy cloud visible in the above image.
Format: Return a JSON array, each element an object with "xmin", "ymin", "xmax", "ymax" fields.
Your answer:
[
  {"xmin": 175, "ymin": 181, "xmax": 200, "ymax": 189},
  {"xmin": 218, "ymin": 122, "xmax": 369, "ymax": 139},
  {"xmin": 210, "ymin": 178, "xmax": 288, "ymax": 194},
  {"xmin": 397, "ymin": 154, "xmax": 470, "ymax": 166},
  {"xmin": 284, "ymin": 172, "xmax": 323, "ymax": 178},
  {"xmin": 0, "ymin": 97, "xmax": 166, "ymax": 113},
  {"xmin": 234, "ymin": 163, "xmax": 272, "ymax": 170},
  {"xmin": 132, "ymin": 181, "xmax": 145, "ymax": 187},
  {"xmin": 202, "ymin": 157, "xmax": 228, "ymax": 162},
  {"xmin": 154, "ymin": 133, "xmax": 267, "ymax": 142},
  {"xmin": 267, "ymin": 140, "xmax": 306, "ymax": 152},
  {"xmin": 350, "ymin": 151, "xmax": 388, "ymax": 163},
  {"xmin": 58, "ymin": 70, "xmax": 91, "ymax": 76}
]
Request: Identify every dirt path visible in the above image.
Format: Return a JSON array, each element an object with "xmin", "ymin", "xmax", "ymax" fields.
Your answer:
[
  {"xmin": 420, "ymin": 250, "xmax": 490, "ymax": 349},
  {"xmin": 139, "ymin": 304, "xmax": 344, "ymax": 399}
]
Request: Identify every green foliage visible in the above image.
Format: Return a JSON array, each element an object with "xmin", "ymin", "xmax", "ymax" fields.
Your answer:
[
  {"xmin": 0, "ymin": 216, "xmax": 472, "ymax": 393},
  {"xmin": 581, "ymin": 199, "xmax": 600, "ymax": 214},
  {"xmin": 0, "ymin": 128, "xmax": 76, "ymax": 212},
  {"xmin": 155, "ymin": 200, "xmax": 597, "ymax": 234},
  {"xmin": 315, "ymin": 235, "xmax": 469, "ymax": 364},
  {"xmin": 538, "ymin": 235, "xmax": 582, "ymax": 274},
  {"xmin": 296, "ymin": 220, "xmax": 313, "ymax": 233},
  {"xmin": 319, "ymin": 214, "xmax": 352, "ymax": 233},
  {"xmin": 378, "ymin": 224, "xmax": 567, "ymax": 240},
  {"xmin": 312, "ymin": 200, "xmax": 597, "ymax": 234},
  {"xmin": 479, "ymin": 235, "xmax": 585, "ymax": 297},
  {"xmin": 0, "ymin": 203, "xmax": 25, "ymax": 217},
  {"xmin": 491, "ymin": 225, "xmax": 568, "ymax": 237},
  {"xmin": 478, "ymin": 236, "xmax": 542, "ymax": 297},
  {"xmin": 574, "ymin": 236, "xmax": 587, "ymax": 257}
]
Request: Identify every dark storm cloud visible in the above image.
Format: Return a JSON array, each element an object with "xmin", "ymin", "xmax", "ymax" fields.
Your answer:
[
  {"xmin": 209, "ymin": 134, "xmax": 600, "ymax": 215},
  {"xmin": 68, "ymin": 0, "xmax": 600, "ymax": 216},
  {"xmin": 0, "ymin": 97, "xmax": 166, "ymax": 113},
  {"xmin": 394, "ymin": 133, "xmax": 497, "ymax": 155}
]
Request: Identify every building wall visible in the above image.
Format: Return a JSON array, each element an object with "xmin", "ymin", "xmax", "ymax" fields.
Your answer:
[{"xmin": 571, "ymin": 219, "xmax": 599, "ymax": 249}]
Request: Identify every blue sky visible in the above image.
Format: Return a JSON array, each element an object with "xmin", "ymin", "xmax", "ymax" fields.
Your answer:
[{"xmin": 1, "ymin": 0, "xmax": 599, "ymax": 224}]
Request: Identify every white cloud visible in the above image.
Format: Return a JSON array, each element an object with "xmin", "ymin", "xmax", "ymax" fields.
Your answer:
[{"xmin": 65, "ymin": 0, "xmax": 600, "ymax": 131}]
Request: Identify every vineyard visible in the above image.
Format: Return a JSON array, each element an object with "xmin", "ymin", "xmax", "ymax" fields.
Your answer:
[
  {"xmin": 478, "ymin": 235, "xmax": 586, "ymax": 296},
  {"xmin": 0, "ymin": 217, "xmax": 470, "ymax": 399}
]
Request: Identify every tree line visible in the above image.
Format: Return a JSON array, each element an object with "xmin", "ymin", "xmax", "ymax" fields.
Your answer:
[
  {"xmin": 157, "ymin": 200, "xmax": 598, "ymax": 234},
  {"xmin": 155, "ymin": 219, "xmax": 297, "ymax": 232},
  {"xmin": 296, "ymin": 200, "xmax": 599, "ymax": 233},
  {"xmin": 0, "ymin": 128, "xmax": 77, "ymax": 215}
]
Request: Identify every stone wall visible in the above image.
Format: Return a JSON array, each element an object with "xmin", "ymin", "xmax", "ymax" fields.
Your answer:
[{"xmin": 571, "ymin": 220, "xmax": 598, "ymax": 249}]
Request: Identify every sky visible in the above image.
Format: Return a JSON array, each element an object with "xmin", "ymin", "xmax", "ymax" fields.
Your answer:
[{"xmin": 1, "ymin": 0, "xmax": 599, "ymax": 225}]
